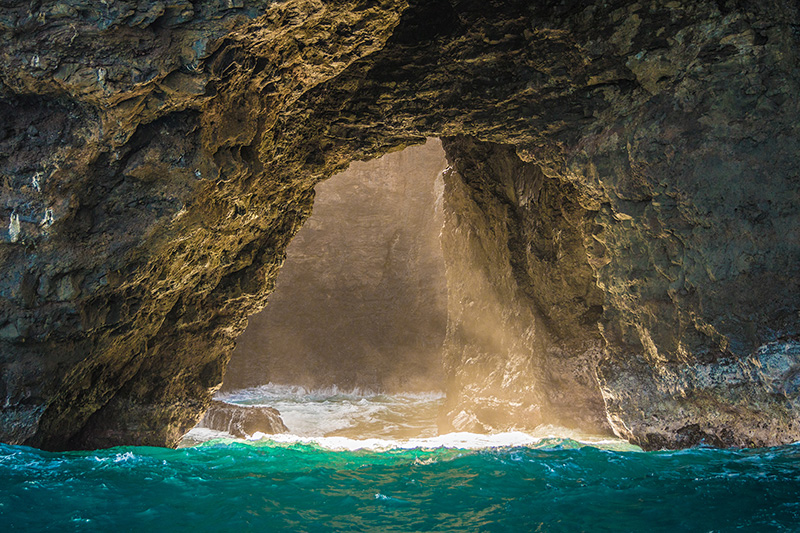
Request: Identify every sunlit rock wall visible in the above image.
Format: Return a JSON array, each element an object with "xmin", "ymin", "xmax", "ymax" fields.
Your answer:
[
  {"xmin": 0, "ymin": 0, "xmax": 408, "ymax": 450},
  {"xmin": 223, "ymin": 140, "xmax": 447, "ymax": 393},
  {"xmin": 439, "ymin": 137, "xmax": 608, "ymax": 435}
]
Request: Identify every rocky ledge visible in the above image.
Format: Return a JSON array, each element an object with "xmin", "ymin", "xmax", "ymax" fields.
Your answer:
[{"xmin": 1, "ymin": 0, "xmax": 799, "ymax": 450}]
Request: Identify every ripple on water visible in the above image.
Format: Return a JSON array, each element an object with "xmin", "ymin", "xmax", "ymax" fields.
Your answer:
[{"xmin": 3, "ymin": 388, "xmax": 800, "ymax": 531}]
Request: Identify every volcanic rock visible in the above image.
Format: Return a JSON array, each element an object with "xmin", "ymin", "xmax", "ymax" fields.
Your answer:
[{"xmin": 0, "ymin": 0, "xmax": 798, "ymax": 450}]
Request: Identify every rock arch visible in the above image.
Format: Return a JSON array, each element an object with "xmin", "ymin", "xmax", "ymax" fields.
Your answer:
[{"xmin": 1, "ymin": 0, "xmax": 799, "ymax": 450}]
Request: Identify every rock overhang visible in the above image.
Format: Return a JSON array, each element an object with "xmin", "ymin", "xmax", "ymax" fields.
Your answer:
[{"xmin": 0, "ymin": 0, "xmax": 798, "ymax": 450}]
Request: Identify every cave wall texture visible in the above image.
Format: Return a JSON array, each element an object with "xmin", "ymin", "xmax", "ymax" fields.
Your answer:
[
  {"xmin": 1, "ymin": 0, "xmax": 799, "ymax": 450},
  {"xmin": 222, "ymin": 139, "xmax": 447, "ymax": 393}
]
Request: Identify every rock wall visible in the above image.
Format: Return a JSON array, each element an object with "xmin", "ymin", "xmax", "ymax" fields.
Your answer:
[
  {"xmin": 1, "ymin": 0, "xmax": 799, "ymax": 450},
  {"xmin": 223, "ymin": 139, "xmax": 447, "ymax": 393},
  {"xmin": 439, "ymin": 137, "xmax": 608, "ymax": 435},
  {"xmin": 0, "ymin": 0, "xmax": 408, "ymax": 450}
]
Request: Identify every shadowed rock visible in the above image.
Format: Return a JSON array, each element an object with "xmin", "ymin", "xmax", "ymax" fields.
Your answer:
[{"xmin": 196, "ymin": 401, "xmax": 288, "ymax": 438}]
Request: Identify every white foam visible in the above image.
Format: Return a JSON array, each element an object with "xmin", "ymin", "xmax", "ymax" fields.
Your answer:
[
  {"xmin": 179, "ymin": 385, "xmax": 636, "ymax": 451},
  {"xmin": 250, "ymin": 431, "xmax": 541, "ymax": 451},
  {"xmin": 214, "ymin": 383, "xmax": 445, "ymax": 439},
  {"xmin": 178, "ymin": 427, "xmax": 235, "ymax": 448},
  {"xmin": 244, "ymin": 426, "xmax": 637, "ymax": 452},
  {"xmin": 216, "ymin": 383, "xmax": 444, "ymax": 404}
]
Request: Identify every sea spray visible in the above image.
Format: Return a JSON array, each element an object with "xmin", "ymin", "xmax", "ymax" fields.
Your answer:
[{"xmin": 205, "ymin": 384, "xmax": 446, "ymax": 440}]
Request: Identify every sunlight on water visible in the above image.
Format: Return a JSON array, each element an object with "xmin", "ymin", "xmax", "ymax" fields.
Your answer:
[
  {"xmin": 3, "ymin": 385, "xmax": 800, "ymax": 531},
  {"xmin": 182, "ymin": 384, "xmax": 638, "ymax": 452}
]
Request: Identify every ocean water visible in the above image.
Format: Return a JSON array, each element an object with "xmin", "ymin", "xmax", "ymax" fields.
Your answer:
[{"xmin": 2, "ymin": 386, "xmax": 800, "ymax": 532}]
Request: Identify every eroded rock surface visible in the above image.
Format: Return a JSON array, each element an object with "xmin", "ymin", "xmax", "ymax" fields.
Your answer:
[
  {"xmin": 440, "ymin": 137, "xmax": 608, "ymax": 435},
  {"xmin": 1, "ymin": 0, "xmax": 799, "ymax": 450},
  {"xmin": 0, "ymin": 0, "xmax": 407, "ymax": 450}
]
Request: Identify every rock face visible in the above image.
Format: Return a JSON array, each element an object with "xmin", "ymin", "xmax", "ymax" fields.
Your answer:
[
  {"xmin": 223, "ymin": 139, "xmax": 447, "ymax": 393},
  {"xmin": 439, "ymin": 137, "xmax": 609, "ymax": 435},
  {"xmin": 0, "ymin": 0, "xmax": 407, "ymax": 450},
  {"xmin": 196, "ymin": 400, "xmax": 287, "ymax": 438},
  {"xmin": 1, "ymin": 0, "xmax": 799, "ymax": 450}
]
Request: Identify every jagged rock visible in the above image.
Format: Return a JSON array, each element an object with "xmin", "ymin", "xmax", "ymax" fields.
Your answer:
[
  {"xmin": 196, "ymin": 400, "xmax": 288, "ymax": 438},
  {"xmin": 0, "ymin": 0, "xmax": 799, "ymax": 450}
]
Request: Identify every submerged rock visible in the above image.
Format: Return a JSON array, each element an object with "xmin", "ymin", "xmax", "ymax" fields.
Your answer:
[{"xmin": 196, "ymin": 401, "xmax": 288, "ymax": 438}]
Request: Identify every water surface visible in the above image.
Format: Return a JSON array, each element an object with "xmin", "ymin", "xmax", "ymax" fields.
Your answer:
[{"xmin": 3, "ymin": 386, "xmax": 799, "ymax": 531}]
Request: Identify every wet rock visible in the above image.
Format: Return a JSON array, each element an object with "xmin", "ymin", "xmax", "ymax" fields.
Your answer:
[
  {"xmin": 600, "ymin": 340, "xmax": 800, "ymax": 450},
  {"xmin": 0, "ymin": 322, "xmax": 20, "ymax": 340},
  {"xmin": 196, "ymin": 400, "xmax": 288, "ymax": 438}
]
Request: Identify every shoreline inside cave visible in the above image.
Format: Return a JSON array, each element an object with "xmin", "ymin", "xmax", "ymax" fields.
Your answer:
[{"xmin": 180, "ymin": 383, "xmax": 634, "ymax": 449}]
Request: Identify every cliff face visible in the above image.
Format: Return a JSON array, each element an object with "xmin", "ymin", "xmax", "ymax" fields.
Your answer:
[
  {"xmin": 223, "ymin": 139, "xmax": 447, "ymax": 393},
  {"xmin": 0, "ymin": 0, "xmax": 408, "ymax": 450},
  {"xmin": 1, "ymin": 0, "xmax": 799, "ymax": 450},
  {"xmin": 439, "ymin": 137, "xmax": 609, "ymax": 435}
]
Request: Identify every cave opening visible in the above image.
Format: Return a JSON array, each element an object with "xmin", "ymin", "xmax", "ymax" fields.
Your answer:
[
  {"xmin": 194, "ymin": 139, "xmax": 450, "ymax": 440},
  {"xmin": 5, "ymin": 6, "xmax": 800, "ymax": 528}
]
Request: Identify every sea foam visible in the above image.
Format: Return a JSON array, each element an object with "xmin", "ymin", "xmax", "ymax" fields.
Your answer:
[{"xmin": 183, "ymin": 384, "xmax": 636, "ymax": 451}]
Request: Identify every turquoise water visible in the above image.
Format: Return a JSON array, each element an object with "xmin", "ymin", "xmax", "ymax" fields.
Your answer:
[
  {"xmin": 3, "ymin": 440, "xmax": 800, "ymax": 532},
  {"xmin": 3, "ymin": 387, "xmax": 800, "ymax": 532}
]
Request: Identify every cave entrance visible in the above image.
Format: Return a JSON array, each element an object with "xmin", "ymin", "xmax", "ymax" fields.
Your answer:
[{"xmin": 217, "ymin": 139, "xmax": 449, "ymax": 434}]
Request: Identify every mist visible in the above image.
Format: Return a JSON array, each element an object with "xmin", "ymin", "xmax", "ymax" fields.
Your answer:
[{"xmin": 223, "ymin": 139, "xmax": 449, "ymax": 394}]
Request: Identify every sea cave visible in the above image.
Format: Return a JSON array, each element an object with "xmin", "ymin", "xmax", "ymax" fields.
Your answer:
[{"xmin": 2, "ymin": 0, "xmax": 800, "ymax": 529}]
